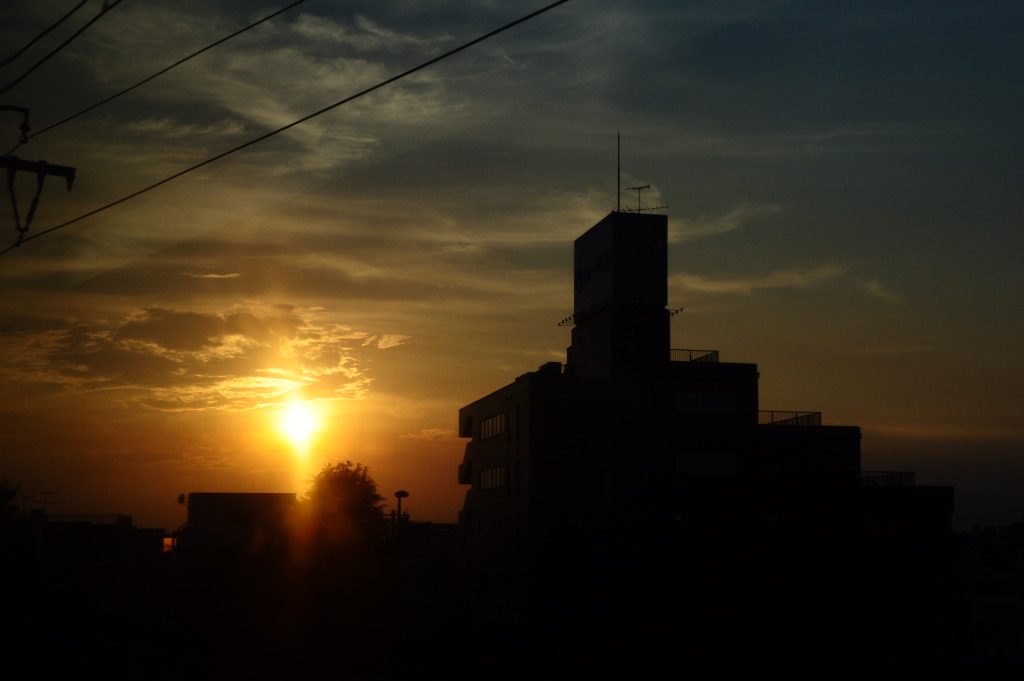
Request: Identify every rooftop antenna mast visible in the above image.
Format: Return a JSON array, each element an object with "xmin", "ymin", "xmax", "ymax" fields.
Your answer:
[
  {"xmin": 624, "ymin": 184, "xmax": 668, "ymax": 213},
  {"xmin": 617, "ymin": 131, "xmax": 667, "ymax": 213}
]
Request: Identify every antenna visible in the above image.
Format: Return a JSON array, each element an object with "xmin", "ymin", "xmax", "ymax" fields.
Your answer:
[
  {"xmin": 617, "ymin": 133, "xmax": 668, "ymax": 213},
  {"xmin": 616, "ymin": 130, "xmax": 621, "ymax": 212},
  {"xmin": 624, "ymin": 184, "xmax": 668, "ymax": 213},
  {"xmin": 626, "ymin": 184, "xmax": 648, "ymax": 212},
  {"xmin": 36, "ymin": 491, "xmax": 64, "ymax": 513}
]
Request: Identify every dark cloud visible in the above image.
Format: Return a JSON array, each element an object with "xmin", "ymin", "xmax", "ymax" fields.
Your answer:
[{"xmin": 114, "ymin": 308, "xmax": 230, "ymax": 351}]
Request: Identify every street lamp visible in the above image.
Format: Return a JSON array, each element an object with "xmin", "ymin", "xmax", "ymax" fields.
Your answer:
[{"xmin": 394, "ymin": 490, "xmax": 409, "ymax": 520}]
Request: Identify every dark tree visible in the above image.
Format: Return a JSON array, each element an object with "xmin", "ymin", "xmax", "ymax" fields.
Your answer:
[
  {"xmin": 304, "ymin": 461, "xmax": 387, "ymax": 547},
  {"xmin": 0, "ymin": 477, "xmax": 19, "ymax": 522}
]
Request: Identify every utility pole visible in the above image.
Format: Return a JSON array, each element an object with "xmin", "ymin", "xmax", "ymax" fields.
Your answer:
[
  {"xmin": 36, "ymin": 490, "xmax": 64, "ymax": 514},
  {"xmin": 2, "ymin": 106, "xmax": 76, "ymax": 247}
]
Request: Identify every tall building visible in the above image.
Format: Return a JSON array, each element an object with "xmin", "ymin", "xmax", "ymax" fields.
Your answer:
[{"xmin": 457, "ymin": 211, "xmax": 957, "ymax": 671}]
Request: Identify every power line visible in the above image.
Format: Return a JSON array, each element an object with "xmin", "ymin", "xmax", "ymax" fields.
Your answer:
[
  {"xmin": 0, "ymin": 0, "xmax": 125, "ymax": 96},
  {"xmin": 28, "ymin": 0, "xmax": 311, "ymax": 142},
  {"xmin": 2, "ymin": 0, "xmax": 575, "ymax": 256},
  {"xmin": 4, "ymin": 0, "xmax": 308, "ymax": 156},
  {"xmin": 0, "ymin": 0, "xmax": 91, "ymax": 70}
]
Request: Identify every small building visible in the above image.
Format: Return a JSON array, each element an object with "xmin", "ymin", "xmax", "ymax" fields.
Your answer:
[{"xmin": 177, "ymin": 492, "xmax": 298, "ymax": 563}]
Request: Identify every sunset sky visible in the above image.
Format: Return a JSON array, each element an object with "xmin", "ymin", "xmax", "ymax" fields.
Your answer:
[{"xmin": 1, "ymin": 0, "xmax": 1021, "ymax": 531}]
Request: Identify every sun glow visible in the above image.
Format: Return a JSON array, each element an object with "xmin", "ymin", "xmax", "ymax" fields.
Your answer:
[{"xmin": 278, "ymin": 400, "xmax": 322, "ymax": 459}]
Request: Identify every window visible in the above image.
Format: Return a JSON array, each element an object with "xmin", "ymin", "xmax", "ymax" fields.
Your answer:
[
  {"xmin": 480, "ymin": 411, "xmax": 508, "ymax": 440},
  {"xmin": 479, "ymin": 465, "xmax": 506, "ymax": 490}
]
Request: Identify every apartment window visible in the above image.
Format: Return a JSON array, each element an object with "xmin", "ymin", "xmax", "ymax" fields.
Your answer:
[
  {"xmin": 480, "ymin": 411, "xmax": 508, "ymax": 440},
  {"xmin": 479, "ymin": 465, "xmax": 506, "ymax": 490}
]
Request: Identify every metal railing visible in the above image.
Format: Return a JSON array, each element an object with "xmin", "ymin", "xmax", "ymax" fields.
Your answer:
[
  {"xmin": 861, "ymin": 471, "xmax": 916, "ymax": 487},
  {"xmin": 758, "ymin": 410, "xmax": 822, "ymax": 426},
  {"xmin": 671, "ymin": 348, "xmax": 719, "ymax": 363}
]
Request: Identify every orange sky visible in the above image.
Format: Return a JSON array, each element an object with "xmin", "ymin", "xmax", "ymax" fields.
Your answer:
[{"xmin": 1, "ymin": 0, "xmax": 1022, "ymax": 530}]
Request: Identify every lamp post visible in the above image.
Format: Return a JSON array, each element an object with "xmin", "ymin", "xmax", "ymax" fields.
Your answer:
[{"xmin": 394, "ymin": 490, "xmax": 409, "ymax": 520}]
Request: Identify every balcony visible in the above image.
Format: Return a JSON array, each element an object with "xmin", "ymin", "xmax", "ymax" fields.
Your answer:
[
  {"xmin": 671, "ymin": 348, "xmax": 719, "ymax": 363},
  {"xmin": 758, "ymin": 410, "xmax": 822, "ymax": 426}
]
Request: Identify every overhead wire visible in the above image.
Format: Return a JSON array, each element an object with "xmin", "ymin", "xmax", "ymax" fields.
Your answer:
[
  {"xmin": 1, "ymin": 0, "xmax": 575, "ymax": 256},
  {"xmin": 27, "ymin": 0, "xmax": 311, "ymax": 141},
  {"xmin": 0, "ymin": 0, "xmax": 91, "ymax": 70},
  {"xmin": 3, "ymin": 0, "xmax": 308, "ymax": 158},
  {"xmin": 0, "ymin": 0, "xmax": 125, "ymax": 96}
]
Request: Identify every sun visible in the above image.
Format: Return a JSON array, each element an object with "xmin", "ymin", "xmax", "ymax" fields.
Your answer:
[{"xmin": 278, "ymin": 400, "xmax": 321, "ymax": 456}]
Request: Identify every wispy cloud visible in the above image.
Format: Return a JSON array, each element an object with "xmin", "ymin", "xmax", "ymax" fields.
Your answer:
[
  {"xmin": 856, "ymin": 345, "xmax": 934, "ymax": 355},
  {"xmin": 870, "ymin": 421, "xmax": 1021, "ymax": 443},
  {"xmin": 286, "ymin": 14, "xmax": 453, "ymax": 52},
  {"xmin": 674, "ymin": 203, "xmax": 782, "ymax": 240},
  {"xmin": 855, "ymin": 277, "xmax": 903, "ymax": 304},
  {"xmin": 399, "ymin": 428, "xmax": 457, "ymax": 441},
  {"xmin": 182, "ymin": 272, "xmax": 241, "ymax": 279},
  {"xmin": 364, "ymin": 334, "xmax": 411, "ymax": 350},
  {"xmin": 122, "ymin": 118, "xmax": 247, "ymax": 139},
  {"xmin": 39, "ymin": 5, "xmax": 463, "ymax": 180},
  {"xmin": 672, "ymin": 263, "xmax": 843, "ymax": 294}
]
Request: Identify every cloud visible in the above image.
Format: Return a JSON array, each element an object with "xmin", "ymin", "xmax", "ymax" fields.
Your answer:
[
  {"xmin": 870, "ymin": 421, "xmax": 1022, "ymax": 444},
  {"xmin": 399, "ymin": 428, "xmax": 458, "ymax": 441},
  {"xmin": 122, "ymin": 118, "xmax": 248, "ymax": 139},
  {"xmin": 672, "ymin": 263, "xmax": 843, "ymax": 294},
  {"xmin": 674, "ymin": 203, "xmax": 782, "ymax": 240},
  {"xmin": 180, "ymin": 452, "xmax": 239, "ymax": 471},
  {"xmin": 364, "ymin": 334, "xmax": 411, "ymax": 350},
  {"xmin": 182, "ymin": 272, "xmax": 240, "ymax": 279},
  {"xmin": 286, "ymin": 13, "xmax": 453, "ymax": 52},
  {"xmin": 855, "ymin": 277, "xmax": 903, "ymax": 304},
  {"xmin": 0, "ymin": 305, "xmax": 405, "ymax": 412},
  {"xmin": 101, "ymin": 450, "xmax": 185, "ymax": 466},
  {"xmin": 30, "ymin": 5, "xmax": 464, "ymax": 182},
  {"xmin": 856, "ymin": 345, "xmax": 934, "ymax": 356}
]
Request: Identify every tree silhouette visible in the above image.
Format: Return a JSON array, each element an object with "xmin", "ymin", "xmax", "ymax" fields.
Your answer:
[
  {"xmin": 304, "ymin": 461, "xmax": 386, "ymax": 547},
  {"xmin": 0, "ymin": 477, "xmax": 19, "ymax": 522}
]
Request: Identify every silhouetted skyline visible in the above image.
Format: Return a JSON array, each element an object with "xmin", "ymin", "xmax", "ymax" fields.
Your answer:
[{"xmin": 1, "ymin": 1, "xmax": 1022, "ymax": 531}]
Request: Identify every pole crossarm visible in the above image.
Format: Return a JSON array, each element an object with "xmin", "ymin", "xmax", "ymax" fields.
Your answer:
[
  {"xmin": 2, "ymin": 155, "xmax": 77, "ymax": 247},
  {"xmin": 0, "ymin": 156, "xmax": 76, "ymax": 190}
]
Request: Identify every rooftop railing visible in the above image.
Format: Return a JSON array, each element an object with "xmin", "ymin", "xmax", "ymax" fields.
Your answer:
[
  {"xmin": 671, "ymin": 348, "xmax": 719, "ymax": 363},
  {"xmin": 758, "ymin": 410, "xmax": 822, "ymax": 426},
  {"xmin": 861, "ymin": 471, "xmax": 916, "ymax": 487}
]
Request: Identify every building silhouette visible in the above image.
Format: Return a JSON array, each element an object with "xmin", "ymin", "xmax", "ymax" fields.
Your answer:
[
  {"xmin": 457, "ymin": 211, "xmax": 958, "ymax": 673},
  {"xmin": 177, "ymin": 492, "xmax": 298, "ymax": 563}
]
